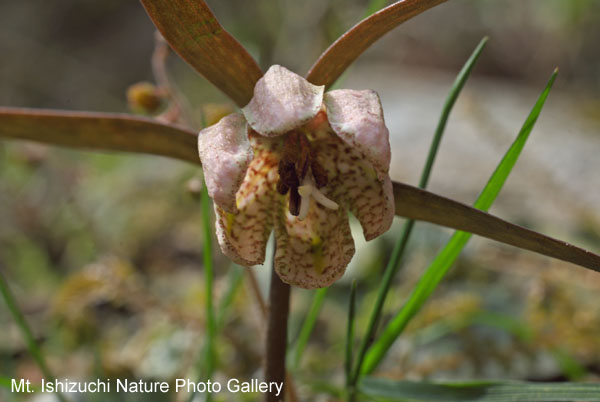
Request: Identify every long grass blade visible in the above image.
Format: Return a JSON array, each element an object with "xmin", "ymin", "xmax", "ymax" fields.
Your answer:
[
  {"xmin": 188, "ymin": 184, "xmax": 217, "ymax": 402},
  {"xmin": 361, "ymin": 70, "xmax": 558, "ymax": 375},
  {"xmin": 139, "ymin": 0, "xmax": 263, "ymax": 107},
  {"xmin": 201, "ymin": 184, "xmax": 216, "ymax": 380},
  {"xmin": 351, "ymin": 38, "xmax": 488, "ymax": 386},
  {"xmin": 291, "ymin": 287, "xmax": 328, "ymax": 369},
  {"xmin": 0, "ymin": 272, "xmax": 67, "ymax": 402},
  {"xmin": 216, "ymin": 265, "xmax": 245, "ymax": 330},
  {"xmin": 360, "ymin": 377, "xmax": 600, "ymax": 401},
  {"xmin": 306, "ymin": 0, "xmax": 448, "ymax": 88},
  {"xmin": 345, "ymin": 281, "xmax": 358, "ymax": 390}
]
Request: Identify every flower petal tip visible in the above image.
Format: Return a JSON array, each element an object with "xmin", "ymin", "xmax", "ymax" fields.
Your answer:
[
  {"xmin": 324, "ymin": 89, "xmax": 391, "ymax": 179},
  {"xmin": 198, "ymin": 113, "xmax": 253, "ymax": 213},
  {"xmin": 242, "ymin": 65, "xmax": 324, "ymax": 137}
]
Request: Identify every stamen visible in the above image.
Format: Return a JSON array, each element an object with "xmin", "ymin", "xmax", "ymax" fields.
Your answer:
[
  {"xmin": 311, "ymin": 187, "xmax": 339, "ymax": 210},
  {"xmin": 297, "ymin": 176, "xmax": 312, "ymax": 220},
  {"xmin": 296, "ymin": 174, "xmax": 338, "ymax": 221}
]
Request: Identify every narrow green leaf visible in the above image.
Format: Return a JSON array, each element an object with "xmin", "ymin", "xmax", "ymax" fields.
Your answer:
[
  {"xmin": 189, "ymin": 184, "xmax": 217, "ymax": 402},
  {"xmin": 291, "ymin": 287, "xmax": 328, "ymax": 369},
  {"xmin": 140, "ymin": 0, "xmax": 263, "ymax": 107},
  {"xmin": 360, "ymin": 377, "xmax": 600, "ymax": 401},
  {"xmin": 0, "ymin": 107, "xmax": 198, "ymax": 164},
  {"xmin": 216, "ymin": 265, "xmax": 245, "ymax": 330},
  {"xmin": 307, "ymin": 0, "xmax": 448, "ymax": 88},
  {"xmin": 345, "ymin": 281, "xmax": 357, "ymax": 388},
  {"xmin": 0, "ymin": 273, "xmax": 67, "ymax": 402},
  {"xmin": 352, "ymin": 37, "xmax": 488, "ymax": 385},
  {"xmin": 362, "ymin": 70, "xmax": 558, "ymax": 375}
]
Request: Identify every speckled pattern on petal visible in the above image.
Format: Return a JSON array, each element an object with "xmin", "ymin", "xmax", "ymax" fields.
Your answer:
[
  {"xmin": 242, "ymin": 65, "xmax": 324, "ymax": 137},
  {"xmin": 324, "ymin": 89, "xmax": 391, "ymax": 180},
  {"xmin": 215, "ymin": 134, "xmax": 282, "ymax": 266},
  {"xmin": 312, "ymin": 128, "xmax": 395, "ymax": 241},
  {"xmin": 198, "ymin": 113, "xmax": 253, "ymax": 213},
  {"xmin": 274, "ymin": 200, "xmax": 355, "ymax": 289}
]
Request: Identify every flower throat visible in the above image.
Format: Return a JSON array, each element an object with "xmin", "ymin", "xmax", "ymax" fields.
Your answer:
[{"xmin": 277, "ymin": 130, "xmax": 338, "ymax": 219}]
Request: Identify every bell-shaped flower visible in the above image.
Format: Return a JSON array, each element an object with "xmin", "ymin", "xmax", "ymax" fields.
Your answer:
[{"xmin": 198, "ymin": 65, "xmax": 394, "ymax": 289}]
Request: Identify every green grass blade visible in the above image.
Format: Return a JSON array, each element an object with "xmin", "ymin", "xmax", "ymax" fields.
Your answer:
[
  {"xmin": 291, "ymin": 287, "xmax": 328, "ymax": 369},
  {"xmin": 0, "ymin": 273, "xmax": 67, "ymax": 402},
  {"xmin": 0, "ymin": 377, "xmax": 12, "ymax": 389},
  {"xmin": 351, "ymin": 37, "xmax": 488, "ymax": 385},
  {"xmin": 188, "ymin": 184, "xmax": 217, "ymax": 402},
  {"xmin": 345, "ymin": 281, "xmax": 357, "ymax": 389},
  {"xmin": 361, "ymin": 69, "xmax": 558, "ymax": 375},
  {"xmin": 216, "ymin": 265, "xmax": 244, "ymax": 330},
  {"xmin": 201, "ymin": 183, "xmax": 216, "ymax": 400},
  {"xmin": 360, "ymin": 377, "xmax": 600, "ymax": 401}
]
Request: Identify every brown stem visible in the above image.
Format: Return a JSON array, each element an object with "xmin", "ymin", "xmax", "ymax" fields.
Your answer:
[{"xmin": 264, "ymin": 266, "xmax": 291, "ymax": 402}]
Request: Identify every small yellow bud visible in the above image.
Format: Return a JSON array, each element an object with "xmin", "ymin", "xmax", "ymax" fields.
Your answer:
[{"xmin": 127, "ymin": 82, "xmax": 162, "ymax": 114}]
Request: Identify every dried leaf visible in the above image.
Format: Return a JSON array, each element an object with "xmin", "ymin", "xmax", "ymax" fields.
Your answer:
[
  {"xmin": 306, "ymin": 0, "xmax": 447, "ymax": 88},
  {"xmin": 393, "ymin": 181, "xmax": 600, "ymax": 272},
  {"xmin": 140, "ymin": 0, "xmax": 263, "ymax": 107},
  {"xmin": 0, "ymin": 107, "xmax": 198, "ymax": 163}
]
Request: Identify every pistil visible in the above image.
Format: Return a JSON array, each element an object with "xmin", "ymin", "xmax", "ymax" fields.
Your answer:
[{"xmin": 277, "ymin": 131, "xmax": 335, "ymax": 219}]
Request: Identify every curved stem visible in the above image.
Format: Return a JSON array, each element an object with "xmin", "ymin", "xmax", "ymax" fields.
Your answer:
[{"xmin": 265, "ymin": 265, "xmax": 291, "ymax": 402}]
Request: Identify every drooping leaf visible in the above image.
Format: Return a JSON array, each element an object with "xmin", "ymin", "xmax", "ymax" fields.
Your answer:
[
  {"xmin": 140, "ymin": 0, "xmax": 263, "ymax": 107},
  {"xmin": 360, "ymin": 377, "xmax": 600, "ymax": 401},
  {"xmin": 306, "ymin": 0, "xmax": 447, "ymax": 88},
  {"xmin": 1, "ymin": 108, "xmax": 599, "ymax": 275},
  {"xmin": 392, "ymin": 181, "xmax": 600, "ymax": 273},
  {"xmin": 0, "ymin": 107, "xmax": 198, "ymax": 163}
]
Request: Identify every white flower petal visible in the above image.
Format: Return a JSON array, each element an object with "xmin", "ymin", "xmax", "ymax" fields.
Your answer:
[
  {"xmin": 198, "ymin": 113, "xmax": 253, "ymax": 213},
  {"xmin": 324, "ymin": 89, "xmax": 391, "ymax": 179},
  {"xmin": 242, "ymin": 65, "xmax": 324, "ymax": 136}
]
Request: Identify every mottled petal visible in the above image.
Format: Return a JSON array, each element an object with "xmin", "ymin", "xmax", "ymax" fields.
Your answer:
[
  {"xmin": 215, "ymin": 134, "xmax": 281, "ymax": 266},
  {"xmin": 274, "ymin": 201, "xmax": 355, "ymax": 289},
  {"xmin": 198, "ymin": 113, "xmax": 252, "ymax": 213},
  {"xmin": 312, "ymin": 130, "xmax": 395, "ymax": 241},
  {"xmin": 324, "ymin": 89, "xmax": 391, "ymax": 179},
  {"xmin": 242, "ymin": 65, "xmax": 324, "ymax": 137}
]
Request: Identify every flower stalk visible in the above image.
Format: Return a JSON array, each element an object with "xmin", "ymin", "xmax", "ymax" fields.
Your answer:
[{"xmin": 265, "ymin": 263, "xmax": 291, "ymax": 402}]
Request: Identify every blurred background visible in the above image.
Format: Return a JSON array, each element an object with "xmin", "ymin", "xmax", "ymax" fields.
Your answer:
[{"xmin": 1, "ymin": 0, "xmax": 600, "ymax": 401}]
